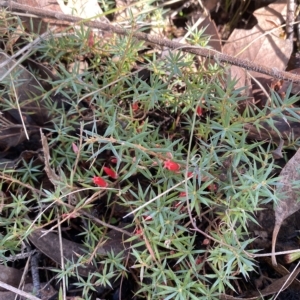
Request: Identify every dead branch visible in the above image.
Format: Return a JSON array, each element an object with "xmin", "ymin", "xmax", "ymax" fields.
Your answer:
[{"xmin": 1, "ymin": 1, "xmax": 300, "ymax": 83}]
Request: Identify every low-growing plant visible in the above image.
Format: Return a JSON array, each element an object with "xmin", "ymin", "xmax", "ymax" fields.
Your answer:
[{"xmin": 0, "ymin": 3, "xmax": 299, "ymax": 300}]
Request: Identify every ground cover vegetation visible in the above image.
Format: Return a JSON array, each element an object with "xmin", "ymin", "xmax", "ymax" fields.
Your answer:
[{"xmin": 1, "ymin": 0, "xmax": 300, "ymax": 299}]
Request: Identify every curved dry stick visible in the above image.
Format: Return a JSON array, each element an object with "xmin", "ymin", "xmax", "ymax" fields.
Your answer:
[
  {"xmin": 1, "ymin": 1, "xmax": 300, "ymax": 83},
  {"xmin": 272, "ymin": 223, "xmax": 281, "ymax": 266}
]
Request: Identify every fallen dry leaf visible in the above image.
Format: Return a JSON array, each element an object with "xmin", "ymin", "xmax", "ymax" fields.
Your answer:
[
  {"xmin": 192, "ymin": 15, "xmax": 222, "ymax": 52},
  {"xmin": 0, "ymin": 265, "xmax": 30, "ymax": 290},
  {"xmin": 0, "ymin": 52, "xmax": 49, "ymax": 126},
  {"xmin": 220, "ymin": 264, "xmax": 300, "ymax": 299},
  {"xmin": 223, "ymin": 1, "xmax": 292, "ymax": 74},
  {"xmin": 0, "ymin": 282, "xmax": 56, "ymax": 300},
  {"xmin": 12, "ymin": 0, "xmax": 69, "ymax": 32},
  {"xmin": 29, "ymin": 228, "xmax": 97, "ymax": 277},
  {"xmin": 223, "ymin": 1, "xmax": 293, "ymax": 103},
  {"xmin": 244, "ymin": 116, "xmax": 295, "ymax": 143},
  {"xmin": 264, "ymin": 256, "xmax": 300, "ymax": 290},
  {"xmin": 29, "ymin": 224, "xmax": 144, "ymax": 277},
  {"xmin": 272, "ymin": 147, "xmax": 300, "ymax": 265}
]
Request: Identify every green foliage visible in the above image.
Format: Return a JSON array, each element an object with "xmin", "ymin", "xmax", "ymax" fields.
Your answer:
[{"xmin": 0, "ymin": 2, "xmax": 298, "ymax": 299}]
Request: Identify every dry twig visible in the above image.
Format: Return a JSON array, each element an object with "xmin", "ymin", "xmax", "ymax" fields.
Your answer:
[{"xmin": 1, "ymin": 1, "xmax": 300, "ymax": 83}]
